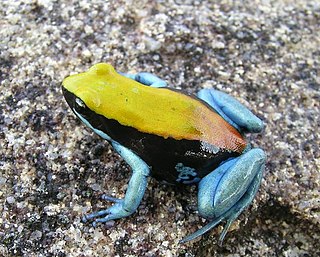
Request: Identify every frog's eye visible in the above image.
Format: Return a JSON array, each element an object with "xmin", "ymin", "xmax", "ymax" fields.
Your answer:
[{"xmin": 75, "ymin": 98, "xmax": 86, "ymax": 109}]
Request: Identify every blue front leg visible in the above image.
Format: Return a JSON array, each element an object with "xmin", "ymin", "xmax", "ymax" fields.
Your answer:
[
  {"xmin": 119, "ymin": 71, "xmax": 167, "ymax": 87},
  {"xmin": 83, "ymin": 142, "xmax": 150, "ymax": 224},
  {"xmin": 82, "ymin": 71, "xmax": 162, "ymax": 223},
  {"xmin": 180, "ymin": 149, "xmax": 265, "ymax": 243}
]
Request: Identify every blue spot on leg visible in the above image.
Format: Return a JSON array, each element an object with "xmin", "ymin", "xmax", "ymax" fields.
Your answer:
[{"xmin": 175, "ymin": 163, "xmax": 200, "ymax": 184}]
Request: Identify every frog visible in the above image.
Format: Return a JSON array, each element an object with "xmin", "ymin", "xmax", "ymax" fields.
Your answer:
[{"xmin": 62, "ymin": 63, "xmax": 266, "ymax": 243}]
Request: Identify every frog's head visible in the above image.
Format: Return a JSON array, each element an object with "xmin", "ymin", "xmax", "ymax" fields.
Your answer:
[{"xmin": 62, "ymin": 63, "xmax": 117, "ymax": 122}]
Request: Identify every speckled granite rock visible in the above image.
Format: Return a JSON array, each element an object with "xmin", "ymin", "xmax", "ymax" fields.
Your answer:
[{"xmin": 1, "ymin": 0, "xmax": 319, "ymax": 256}]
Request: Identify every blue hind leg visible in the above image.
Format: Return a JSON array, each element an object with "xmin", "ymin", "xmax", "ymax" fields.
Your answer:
[
  {"xmin": 197, "ymin": 89, "xmax": 264, "ymax": 133},
  {"xmin": 181, "ymin": 89, "xmax": 266, "ymax": 243},
  {"xmin": 180, "ymin": 149, "xmax": 266, "ymax": 243}
]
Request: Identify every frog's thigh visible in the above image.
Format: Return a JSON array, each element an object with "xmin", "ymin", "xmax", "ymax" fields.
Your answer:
[
  {"xmin": 200, "ymin": 149, "xmax": 264, "ymax": 239},
  {"xmin": 198, "ymin": 148, "xmax": 265, "ymax": 218},
  {"xmin": 119, "ymin": 71, "xmax": 167, "ymax": 87},
  {"xmin": 197, "ymin": 89, "xmax": 263, "ymax": 133},
  {"xmin": 181, "ymin": 149, "xmax": 265, "ymax": 243}
]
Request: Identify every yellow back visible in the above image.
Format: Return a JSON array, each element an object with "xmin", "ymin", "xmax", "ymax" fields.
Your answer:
[{"xmin": 62, "ymin": 63, "xmax": 246, "ymax": 152}]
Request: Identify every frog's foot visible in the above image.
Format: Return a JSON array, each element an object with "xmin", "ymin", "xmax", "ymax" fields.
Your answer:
[
  {"xmin": 82, "ymin": 195, "xmax": 123, "ymax": 223},
  {"xmin": 82, "ymin": 142, "xmax": 150, "ymax": 226},
  {"xmin": 180, "ymin": 148, "xmax": 266, "ymax": 244},
  {"xmin": 82, "ymin": 198, "xmax": 134, "ymax": 225},
  {"xmin": 197, "ymin": 89, "xmax": 264, "ymax": 133},
  {"xmin": 119, "ymin": 71, "xmax": 167, "ymax": 87}
]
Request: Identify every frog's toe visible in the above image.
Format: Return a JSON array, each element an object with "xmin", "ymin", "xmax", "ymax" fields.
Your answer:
[
  {"xmin": 82, "ymin": 208, "xmax": 113, "ymax": 223},
  {"xmin": 101, "ymin": 194, "xmax": 122, "ymax": 203},
  {"xmin": 81, "ymin": 195, "xmax": 124, "ymax": 223},
  {"xmin": 92, "ymin": 206, "xmax": 132, "ymax": 226},
  {"xmin": 82, "ymin": 200, "xmax": 134, "ymax": 225},
  {"xmin": 92, "ymin": 215, "xmax": 116, "ymax": 226},
  {"xmin": 179, "ymin": 215, "xmax": 225, "ymax": 244}
]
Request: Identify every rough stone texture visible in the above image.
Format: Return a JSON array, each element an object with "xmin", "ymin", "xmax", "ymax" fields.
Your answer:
[{"xmin": 1, "ymin": 0, "xmax": 319, "ymax": 256}]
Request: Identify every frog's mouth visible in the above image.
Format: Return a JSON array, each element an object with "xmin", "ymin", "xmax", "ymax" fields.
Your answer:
[
  {"xmin": 62, "ymin": 85, "xmax": 113, "ymax": 141},
  {"xmin": 62, "ymin": 86, "xmax": 76, "ymax": 110}
]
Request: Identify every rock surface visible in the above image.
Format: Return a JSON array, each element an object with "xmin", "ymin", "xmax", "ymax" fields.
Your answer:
[{"xmin": 0, "ymin": 0, "xmax": 319, "ymax": 256}]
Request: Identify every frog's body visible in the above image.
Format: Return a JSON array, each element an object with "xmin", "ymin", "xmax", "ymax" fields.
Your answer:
[{"xmin": 62, "ymin": 63, "xmax": 266, "ymax": 243}]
